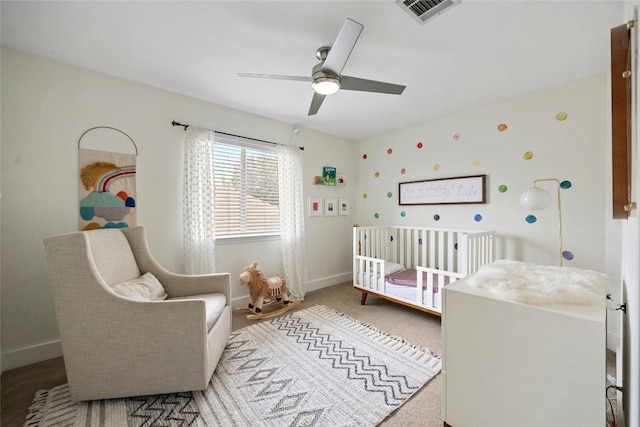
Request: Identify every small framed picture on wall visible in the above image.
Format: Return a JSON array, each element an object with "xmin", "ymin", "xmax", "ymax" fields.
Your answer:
[
  {"xmin": 325, "ymin": 198, "xmax": 337, "ymax": 216},
  {"xmin": 309, "ymin": 197, "xmax": 323, "ymax": 217},
  {"xmin": 338, "ymin": 198, "xmax": 350, "ymax": 216}
]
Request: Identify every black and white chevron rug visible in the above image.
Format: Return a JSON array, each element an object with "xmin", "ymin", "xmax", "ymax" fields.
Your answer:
[{"xmin": 25, "ymin": 305, "xmax": 441, "ymax": 426}]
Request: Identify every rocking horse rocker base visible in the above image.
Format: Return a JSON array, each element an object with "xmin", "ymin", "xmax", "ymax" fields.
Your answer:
[
  {"xmin": 245, "ymin": 299, "xmax": 300, "ymax": 320},
  {"xmin": 233, "ymin": 298, "xmax": 280, "ymax": 315}
]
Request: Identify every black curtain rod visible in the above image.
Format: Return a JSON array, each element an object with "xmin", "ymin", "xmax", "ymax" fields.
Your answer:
[{"xmin": 171, "ymin": 121, "xmax": 304, "ymax": 151}]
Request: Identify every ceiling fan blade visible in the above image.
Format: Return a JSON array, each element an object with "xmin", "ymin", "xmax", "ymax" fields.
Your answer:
[
  {"xmin": 340, "ymin": 75, "xmax": 406, "ymax": 95},
  {"xmin": 308, "ymin": 92, "xmax": 326, "ymax": 116},
  {"xmin": 321, "ymin": 18, "xmax": 363, "ymax": 76},
  {"xmin": 238, "ymin": 73, "xmax": 312, "ymax": 82}
]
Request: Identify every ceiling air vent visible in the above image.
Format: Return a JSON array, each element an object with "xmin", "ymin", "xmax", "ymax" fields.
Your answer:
[{"xmin": 396, "ymin": 0, "xmax": 461, "ymax": 25}]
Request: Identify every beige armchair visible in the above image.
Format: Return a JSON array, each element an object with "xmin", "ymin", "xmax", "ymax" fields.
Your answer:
[{"xmin": 43, "ymin": 226, "xmax": 231, "ymax": 401}]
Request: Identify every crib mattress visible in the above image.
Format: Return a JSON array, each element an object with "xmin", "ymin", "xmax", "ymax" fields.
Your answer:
[{"xmin": 356, "ymin": 269, "xmax": 444, "ymax": 307}]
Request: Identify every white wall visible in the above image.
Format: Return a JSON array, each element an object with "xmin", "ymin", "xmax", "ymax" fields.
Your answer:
[
  {"xmin": 0, "ymin": 47, "xmax": 355, "ymax": 371},
  {"xmin": 353, "ymin": 74, "xmax": 621, "ymax": 347}
]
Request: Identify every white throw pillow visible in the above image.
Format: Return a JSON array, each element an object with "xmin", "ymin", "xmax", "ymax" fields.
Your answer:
[
  {"xmin": 384, "ymin": 262, "xmax": 406, "ymax": 275},
  {"xmin": 110, "ymin": 272, "xmax": 168, "ymax": 301}
]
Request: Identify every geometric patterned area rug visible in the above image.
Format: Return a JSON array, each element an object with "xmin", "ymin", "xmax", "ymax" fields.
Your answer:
[{"xmin": 24, "ymin": 305, "xmax": 441, "ymax": 426}]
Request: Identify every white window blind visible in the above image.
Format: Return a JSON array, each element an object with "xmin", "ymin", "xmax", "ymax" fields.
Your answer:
[{"xmin": 213, "ymin": 135, "xmax": 280, "ymax": 237}]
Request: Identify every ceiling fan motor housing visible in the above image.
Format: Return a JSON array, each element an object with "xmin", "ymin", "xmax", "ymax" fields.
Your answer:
[
  {"xmin": 312, "ymin": 62, "xmax": 339, "ymax": 81},
  {"xmin": 311, "ymin": 61, "xmax": 341, "ymax": 94}
]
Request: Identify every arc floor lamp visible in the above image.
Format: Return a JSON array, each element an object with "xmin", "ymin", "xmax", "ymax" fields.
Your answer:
[{"xmin": 519, "ymin": 178, "xmax": 564, "ymax": 266}]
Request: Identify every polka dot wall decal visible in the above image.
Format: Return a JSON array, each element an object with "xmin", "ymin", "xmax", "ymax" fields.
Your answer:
[
  {"xmin": 387, "ymin": 192, "xmax": 393, "ymax": 198},
  {"xmin": 497, "ymin": 123, "xmax": 508, "ymax": 132},
  {"xmin": 387, "ymin": 148, "xmax": 393, "ymax": 154},
  {"xmin": 374, "ymin": 213, "xmax": 379, "ymax": 219},
  {"xmin": 433, "ymin": 214, "xmax": 440, "ymax": 221},
  {"xmin": 433, "ymin": 163, "xmax": 440, "ymax": 171},
  {"xmin": 525, "ymin": 215, "xmax": 537, "ymax": 224},
  {"xmin": 472, "ymin": 158, "xmax": 481, "ymax": 166},
  {"xmin": 400, "ymin": 211, "xmax": 406, "ymax": 217},
  {"xmin": 374, "ymin": 171, "xmax": 380, "ymax": 177},
  {"xmin": 363, "ymin": 193, "xmax": 368, "ymax": 198},
  {"xmin": 560, "ymin": 180, "xmax": 572, "ymax": 189},
  {"xmin": 498, "ymin": 184, "xmax": 508, "ymax": 193},
  {"xmin": 474, "ymin": 214, "xmax": 483, "ymax": 222},
  {"xmin": 400, "ymin": 168, "xmax": 406, "ymax": 174},
  {"xmin": 453, "ymin": 133, "xmax": 461, "ymax": 141},
  {"xmin": 556, "ymin": 112, "xmax": 568, "ymax": 121},
  {"xmin": 417, "ymin": 142, "xmax": 423, "ymax": 149},
  {"xmin": 562, "ymin": 250, "xmax": 574, "ymax": 261},
  {"xmin": 523, "ymin": 151, "xmax": 534, "ymax": 160},
  {"xmin": 362, "ymin": 154, "xmax": 367, "ymax": 159}
]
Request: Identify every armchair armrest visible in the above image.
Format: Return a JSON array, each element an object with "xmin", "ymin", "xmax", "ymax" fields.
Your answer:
[{"xmin": 65, "ymin": 296, "xmax": 213, "ymax": 400}]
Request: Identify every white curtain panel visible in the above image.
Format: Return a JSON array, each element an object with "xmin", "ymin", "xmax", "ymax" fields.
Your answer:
[
  {"xmin": 183, "ymin": 127, "xmax": 216, "ymax": 274},
  {"xmin": 278, "ymin": 145, "xmax": 307, "ymax": 299}
]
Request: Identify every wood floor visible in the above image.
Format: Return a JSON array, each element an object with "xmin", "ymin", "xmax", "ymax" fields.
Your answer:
[{"xmin": 2, "ymin": 356, "xmax": 67, "ymax": 426}]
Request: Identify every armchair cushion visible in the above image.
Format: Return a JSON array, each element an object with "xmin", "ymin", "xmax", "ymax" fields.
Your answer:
[
  {"xmin": 170, "ymin": 293, "xmax": 227, "ymax": 331},
  {"xmin": 110, "ymin": 272, "xmax": 168, "ymax": 301}
]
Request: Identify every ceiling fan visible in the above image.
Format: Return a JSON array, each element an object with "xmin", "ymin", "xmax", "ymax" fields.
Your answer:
[{"xmin": 238, "ymin": 18, "xmax": 406, "ymax": 116}]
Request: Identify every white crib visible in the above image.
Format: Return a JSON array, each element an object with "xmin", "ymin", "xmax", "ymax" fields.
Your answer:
[{"xmin": 353, "ymin": 225, "xmax": 495, "ymax": 316}]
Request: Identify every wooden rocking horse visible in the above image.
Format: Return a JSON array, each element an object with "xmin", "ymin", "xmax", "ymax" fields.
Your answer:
[{"xmin": 236, "ymin": 262, "xmax": 300, "ymax": 320}]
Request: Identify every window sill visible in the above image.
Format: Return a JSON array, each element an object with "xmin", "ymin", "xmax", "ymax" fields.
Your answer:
[{"xmin": 215, "ymin": 233, "xmax": 281, "ymax": 245}]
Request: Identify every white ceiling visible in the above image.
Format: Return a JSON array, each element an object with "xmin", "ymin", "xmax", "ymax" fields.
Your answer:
[{"xmin": 0, "ymin": 1, "xmax": 623, "ymax": 140}]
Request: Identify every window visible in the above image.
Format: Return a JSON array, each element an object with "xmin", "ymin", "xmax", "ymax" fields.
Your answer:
[{"xmin": 213, "ymin": 135, "xmax": 279, "ymax": 237}]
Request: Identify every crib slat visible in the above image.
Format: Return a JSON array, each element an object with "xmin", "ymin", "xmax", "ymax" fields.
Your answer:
[
  {"xmin": 447, "ymin": 232, "xmax": 454, "ymax": 272},
  {"xmin": 425, "ymin": 272, "xmax": 433, "ymax": 307}
]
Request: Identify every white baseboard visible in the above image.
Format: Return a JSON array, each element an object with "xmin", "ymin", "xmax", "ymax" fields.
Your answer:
[
  {"xmin": 1, "ymin": 340, "xmax": 62, "ymax": 373},
  {"xmin": 304, "ymin": 272, "xmax": 352, "ymax": 293}
]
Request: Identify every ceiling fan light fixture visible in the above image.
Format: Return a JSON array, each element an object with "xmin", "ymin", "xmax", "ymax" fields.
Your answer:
[{"xmin": 312, "ymin": 77, "xmax": 341, "ymax": 95}]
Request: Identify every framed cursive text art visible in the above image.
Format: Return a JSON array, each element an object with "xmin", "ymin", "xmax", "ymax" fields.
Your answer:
[{"xmin": 399, "ymin": 174, "xmax": 486, "ymax": 205}]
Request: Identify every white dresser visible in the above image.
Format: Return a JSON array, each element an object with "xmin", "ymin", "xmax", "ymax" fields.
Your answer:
[{"xmin": 442, "ymin": 277, "xmax": 606, "ymax": 427}]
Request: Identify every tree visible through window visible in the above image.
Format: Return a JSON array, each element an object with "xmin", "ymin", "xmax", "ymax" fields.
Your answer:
[{"xmin": 213, "ymin": 138, "xmax": 280, "ymax": 237}]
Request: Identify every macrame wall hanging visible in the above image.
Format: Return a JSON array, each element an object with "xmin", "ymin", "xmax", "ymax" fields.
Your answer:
[{"xmin": 78, "ymin": 126, "xmax": 138, "ymax": 231}]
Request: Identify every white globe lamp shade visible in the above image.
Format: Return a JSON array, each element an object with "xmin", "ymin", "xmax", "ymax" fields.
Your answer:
[{"xmin": 520, "ymin": 187, "xmax": 551, "ymax": 210}]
